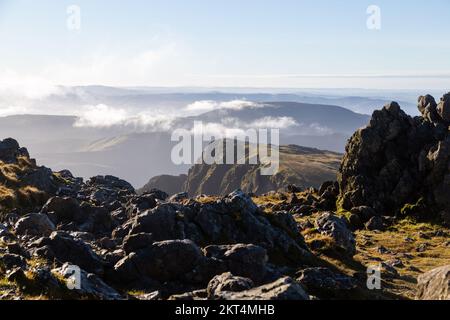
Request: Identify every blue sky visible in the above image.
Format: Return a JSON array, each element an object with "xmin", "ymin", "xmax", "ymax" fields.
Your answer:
[{"xmin": 0, "ymin": 0, "xmax": 450, "ymax": 88}]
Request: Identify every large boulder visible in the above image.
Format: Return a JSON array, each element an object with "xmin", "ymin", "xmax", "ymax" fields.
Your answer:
[
  {"xmin": 214, "ymin": 277, "xmax": 309, "ymax": 300},
  {"xmin": 207, "ymin": 272, "xmax": 254, "ymax": 299},
  {"xmin": 15, "ymin": 213, "xmax": 55, "ymax": 237},
  {"xmin": 416, "ymin": 265, "xmax": 450, "ymax": 300},
  {"xmin": 315, "ymin": 212, "xmax": 356, "ymax": 256},
  {"xmin": 114, "ymin": 239, "xmax": 204, "ymax": 283},
  {"xmin": 204, "ymin": 244, "xmax": 268, "ymax": 283},
  {"xmin": 53, "ymin": 263, "xmax": 123, "ymax": 300},
  {"xmin": 32, "ymin": 231, "xmax": 105, "ymax": 275},
  {"xmin": 41, "ymin": 196, "xmax": 83, "ymax": 224},
  {"xmin": 122, "ymin": 232, "xmax": 154, "ymax": 254},
  {"xmin": 297, "ymin": 267, "xmax": 358, "ymax": 299}
]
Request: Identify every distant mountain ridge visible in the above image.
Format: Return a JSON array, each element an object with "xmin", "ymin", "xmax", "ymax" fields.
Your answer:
[
  {"xmin": 0, "ymin": 101, "xmax": 367, "ymax": 186},
  {"xmin": 140, "ymin": 144, "xmax": 342, "ymax": 196}
]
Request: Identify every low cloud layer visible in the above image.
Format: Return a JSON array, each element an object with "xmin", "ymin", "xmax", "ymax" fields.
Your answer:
[
  {"xmin": 185, "ymin": 100, "xmax": 263, "ymax": 113},
  {"xmin": 73, "ymin": 104, "xmax": 176, "ymax": 131}
]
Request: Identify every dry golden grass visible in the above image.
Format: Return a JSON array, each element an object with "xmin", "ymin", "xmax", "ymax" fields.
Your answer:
[
  {"xmin": 293, "ymin": 210, "xmax": 450, "ymax": 300},
  {"xmin": 252, "ymin": 194, "xmax": 285, "ymax": 207},
  {"xmin": 195, "ymin": 195, "xmax": 220, "ymax": 204},
  {"xmin": 354, "ymin": 219, "xmax": 450, "ymax": 299}
]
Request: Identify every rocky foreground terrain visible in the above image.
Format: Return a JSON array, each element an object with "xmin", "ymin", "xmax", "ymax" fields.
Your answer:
[{"xmin": 0, "ymin": 94, "xmax": 449, "ymax": 300}]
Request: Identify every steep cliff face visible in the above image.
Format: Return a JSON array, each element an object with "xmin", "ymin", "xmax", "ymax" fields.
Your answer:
[{"xmin": 338, "ymin": 94, "xmax": 450, "ymax": 217}]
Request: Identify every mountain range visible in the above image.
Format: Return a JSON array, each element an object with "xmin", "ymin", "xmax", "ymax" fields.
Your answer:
[{"xmin": 0, "ymin": 99, "xmax": 369, "ymax": 187}]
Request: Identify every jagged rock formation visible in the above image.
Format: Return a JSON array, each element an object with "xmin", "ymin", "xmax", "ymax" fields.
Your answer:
[
  {"xmin": 338, "ymin": 94, "xmax": 450, "ymax": 219},
  {"xmin": 141, "ymin": 145, "xmax": 341, "ymax": 196}
]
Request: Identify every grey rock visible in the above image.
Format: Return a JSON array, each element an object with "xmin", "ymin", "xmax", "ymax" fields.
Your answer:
[
  {"xmin": 169, "ymin": 192, "xmax": 189, "ymax": 202},
  {"xmin": 315, "ymin": 212, "xmax": 356, "ymax": 256},
  {"xmin": 338, "ymin": 95, "xmax": 450, "ymax": 217},
  {"xmin": 0, "ymin": 253, "xmax": 27, "ymax": 270},
  {"xmin": 15, "ymin": 213, "xmax": 55, "ymax": 237},
  {"xmin": 365, "ymin": 216, "xmax": 385, "ymax": 231},
  {"xmin": 114, "ymin": 239, "xmax": 203, "ymax": 282},
  {"xmin": 33, "ymin": 231, "xmax": 104, "ymax": 274},
  {"xmin": 122, "ymin": 232, "xmax": 153, "ymax": 254},
  {"xmin": 207, "ymin": 272, "xmax": 254, "ymax": 299},
  {"xmin": 41, "ymin": 196, "xmax": 83, "ymax": 224},
  {"xmin": 417, "ymin": 265, "xmax": 450, "ymax": 300},
  {"xmin": 297, "ymin": 267, "xmax": 358, "ymax": 299},
  {"xmin": 215, "ymin": 277, "xmax": 309, "ymax": 300},
  {"xmin": 54, "ymin": 263, "xmax": 123, "ymax": 300},
  {"xmin": 204, "ymin": 244, "xmax": 268, "ymax": 283},
  {"xmin": 437, "ymin": 93, "xmax": 450, "ymax": 122}
]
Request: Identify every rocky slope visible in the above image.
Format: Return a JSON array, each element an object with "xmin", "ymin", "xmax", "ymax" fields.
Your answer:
[
  {"xmin": 0, "ymin": 94, "xmax": 449, "ymax": 300},
  {"xmin": 141, "ymin": 145, "xmax": 342, "ymax": 196}
]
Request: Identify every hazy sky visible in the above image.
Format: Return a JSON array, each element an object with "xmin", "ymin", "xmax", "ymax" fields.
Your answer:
[{"xmin": 1, "ymin": 0, "xmax": 450, "ymax": 89}]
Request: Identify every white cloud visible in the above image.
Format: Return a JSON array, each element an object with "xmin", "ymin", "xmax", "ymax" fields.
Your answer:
[
  {"xmin": 74, "ymin": 104, "xmax": 128, "ymax": 127},
  {"xmin": 73, "ymin": 104, "xmax": 175, "ymax": 131},
  {"xmin": 185, "ymin": 100, "xmax": 262, "ymax": 113},
  {"xmin": 307, "ymin": 122, "xmax": 334, "ymax": 135},
  {"xmin": 247, "ymin": 116, "xmax": 298, "ymax": 129}
]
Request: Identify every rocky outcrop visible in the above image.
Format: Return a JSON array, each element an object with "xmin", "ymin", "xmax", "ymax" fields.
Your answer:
[
  {"xmin": 416, "ymin": 265, "xmax": 450, "ymax": 300},
  {"xmin": 338, "ymin": 94, "xmax": 450, "ymax": 220},
  {"xmin": 0, "ymin": 138, "xmax": 30, "ymax": 164},
  {"xmin": 0, "ymin": 138, "xmax": 64, "ymax": 210},
  {"xmin": 124, "ymin": 190, "xmax": 311, "ymax": 266}
]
